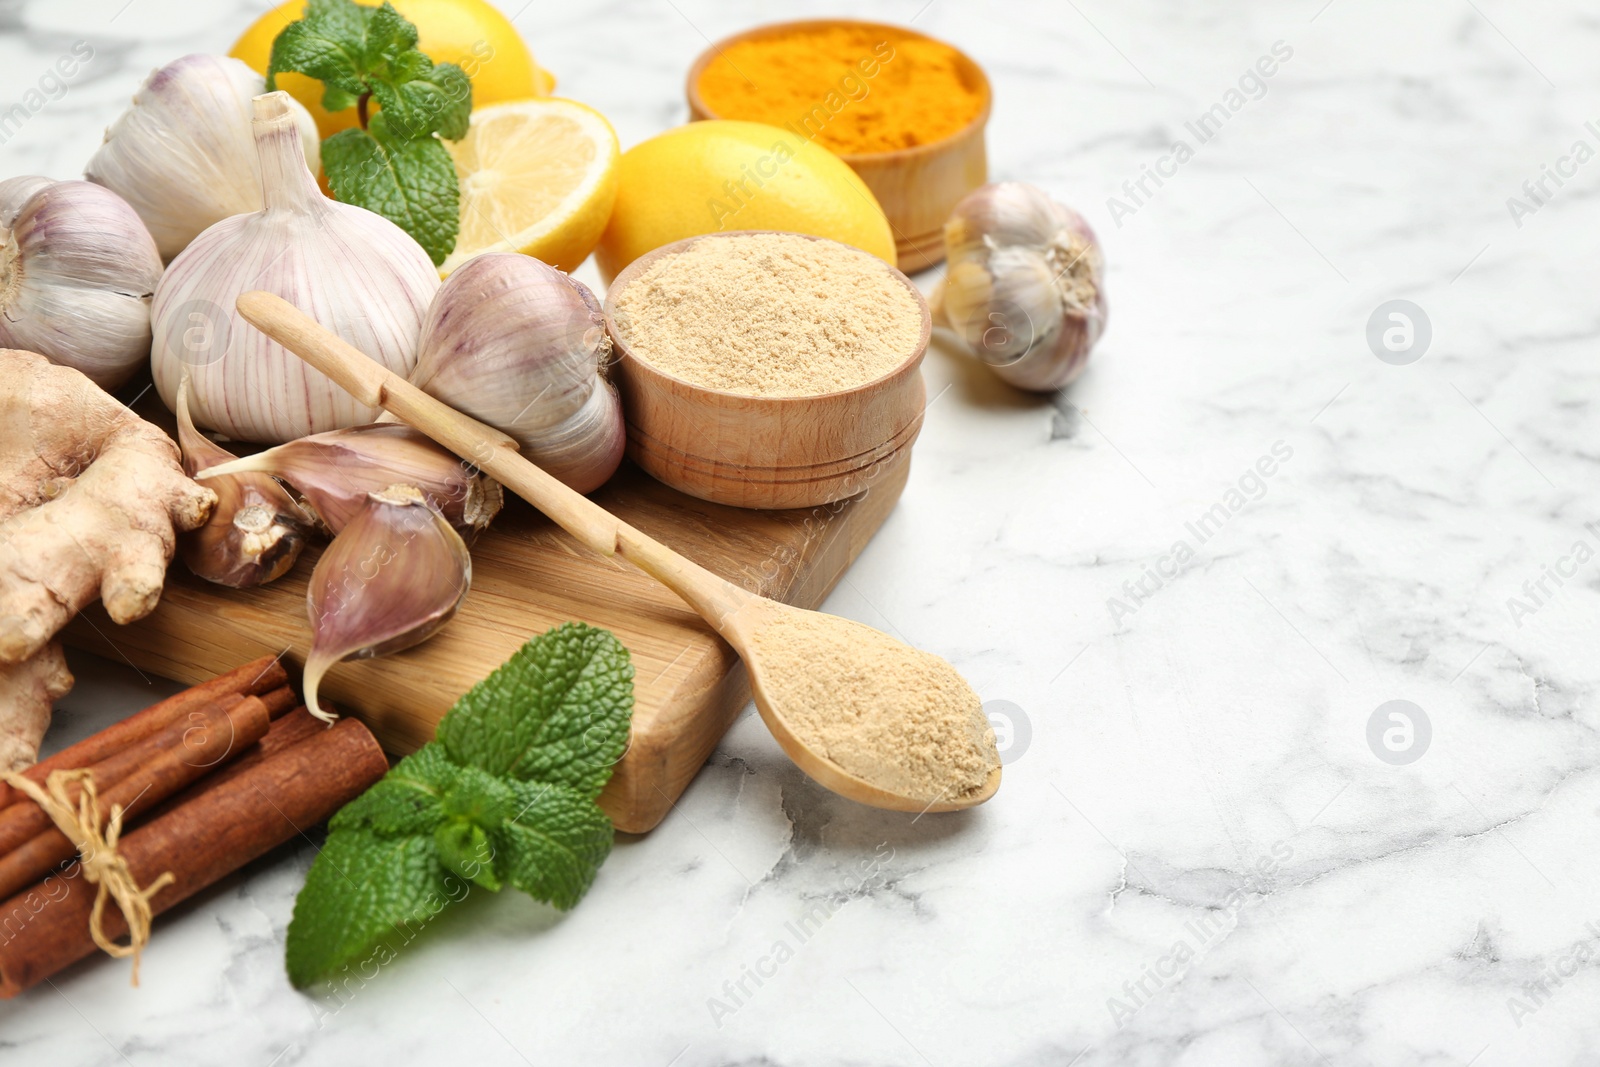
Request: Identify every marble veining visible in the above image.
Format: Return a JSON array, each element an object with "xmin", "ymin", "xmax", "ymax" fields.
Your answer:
[{"xmin": 3, "ymin": 0, "xmax": 1600, "ymax": 1064}]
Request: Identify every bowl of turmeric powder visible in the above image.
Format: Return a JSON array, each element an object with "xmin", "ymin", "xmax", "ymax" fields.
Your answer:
[{"xmin": 688, "ymin": 19, "xmax": 991, "ymax": 273}]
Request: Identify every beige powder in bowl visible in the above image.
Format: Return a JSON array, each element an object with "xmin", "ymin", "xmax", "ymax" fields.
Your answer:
[{"xmin": 609, "ymin": 233, "xmax": 924, "ymax": 397}]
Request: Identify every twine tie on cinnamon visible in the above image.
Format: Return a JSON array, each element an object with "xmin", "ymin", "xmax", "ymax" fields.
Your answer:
[{"xmin": 0, "ymin": 768, "xmax": 174, "ymax": 986}]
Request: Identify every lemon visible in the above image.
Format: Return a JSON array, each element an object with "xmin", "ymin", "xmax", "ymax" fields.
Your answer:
[
  {"xmin": 440, "ymin": 98, "xmax": 620, "ymax": 275},
  {"xmin": 229, "ymin": 0, "xmax": 554, "ymax": 141},
  {"xmin": 596, "ymin": 121, "xmax": 897, "ymax": 283}
]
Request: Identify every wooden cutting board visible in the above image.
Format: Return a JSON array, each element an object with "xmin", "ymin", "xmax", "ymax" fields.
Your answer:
[{"xmin": 62, "ymin": 455, "xmax": 909, "ymax": 834}]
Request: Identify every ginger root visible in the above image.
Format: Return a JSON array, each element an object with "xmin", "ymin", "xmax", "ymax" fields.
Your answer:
[
  {"xmin": 0, "ymin": 644, "xmax": 73, "ymax": 771},
  {"xmin": 0, "ymin": 350, "xmax": 215, "ymax": 769}
]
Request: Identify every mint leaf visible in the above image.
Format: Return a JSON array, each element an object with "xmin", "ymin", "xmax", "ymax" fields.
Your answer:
[
  {"xmin": 306, "ymin": 0, "xmax": 371, "ymax": 36},
  {"xmin": 496, "ymin": 782, "xmax": 615, "ymax": 909},
  {"xmin": 370, "ymin": 56, "xmax": 472, "ymax": 142},
  {"xmin": 331, "ymin": 743, "xmax": 455, "ymax": 837},
  {"xmin": 267, "ymin": 0, "xmax": 412, "ymax": 96},
  {"xmin": 322, "ymin": 127, "xmax": 459, "ymax": 265},
  {"xmin": 266, "ymin": 0, "xmax": 473, "ymax": 262},
  {"xmin": 286, "ymin": 624, "xmax": 634, "ymax": 989},
  {"xmin": 319, "ymin": 86, "xmax": 361, "ymax": 114},
  {"xmin": 435, "ymin": 819, "xmax": 501, "ymax": 891},
  {"xmin": 361, "ymin": 2, "xmax": 419, "ymax": 70},
  {"xmin": 436, "ymin": 761, "xmax": 519, "ymax": 825},
  {"xmin": 265, "ymin": 0, "xmax": 367, "ymax": 97},
  {"xmin": 438, "ymin": 623, "xmax": 635, "ymax": 798},
  {"xmin": 285, "ymin": 829, "xmax": 459, "ymax": 988}
]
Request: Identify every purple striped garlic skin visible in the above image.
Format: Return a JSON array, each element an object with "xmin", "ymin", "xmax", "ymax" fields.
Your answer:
[{"xmin": 0, "ymin": 177, "xmax": 162, "ymax": 391}]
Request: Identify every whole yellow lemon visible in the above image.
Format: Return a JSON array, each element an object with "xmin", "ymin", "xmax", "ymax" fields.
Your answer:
[
  {"xmin": 596, "ymin": 120, "xmax": 897, "ymax": 283},
  {"xmin": 229, "ymin": 0, "xmax": 553, "ymax": 141}
]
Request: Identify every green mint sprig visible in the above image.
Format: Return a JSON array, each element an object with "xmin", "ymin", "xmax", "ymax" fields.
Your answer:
[
  {"xmin": 266, "ymin": 0, "xmax": 471, "ymax": 265},
  {"xmin": 285, "ymin": 622, "xmax": 634, "ymax": 988}
]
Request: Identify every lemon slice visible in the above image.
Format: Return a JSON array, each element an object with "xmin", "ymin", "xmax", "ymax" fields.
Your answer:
[{"xmin": 441, "ymin": 98, "xmax": 620, "ymax": 276}]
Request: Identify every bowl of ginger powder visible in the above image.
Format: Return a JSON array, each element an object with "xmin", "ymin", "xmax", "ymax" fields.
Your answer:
[
  {"xmin": 687, "ymin": 19, "xmax": 992, "ymax": 272},
  {"xmin": 605, "ymin": 230, "xmax": 932, "ymax": 510}
]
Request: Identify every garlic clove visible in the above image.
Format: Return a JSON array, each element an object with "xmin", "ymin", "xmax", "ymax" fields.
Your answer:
[
  {"xmin": 195, "ymin": 423, "xmax": 502, "ymax": 537},
  {"xmin": 0, "ymin": 179, "xmax": 163, "ymax": 391},
  {"xmin": 85, "ymin": 55, "xmax": 321, "ymax": 262},
  {"xmin": 522, "ymin": 379, "xmax": 627, "ymax": 495},
  {"xmin": 411, "ymin": 252, "xmax": 624, "ymax": 493},
  {"xmin": 0, "ymin": 177, "xmax": 51, "ymax": 227},
  {"xmin": 945, "ymin": 180, "xmax": 1070, "ymax": 253},
  {"xmin": 937, "ymin": 181, "xmax": 1108, "ymax": 393},
  {"xmin": 303, "ymin": 485, "xmax": 471, "ymax": 723},
  {"xmin": 175, "ymin": 377, "xmax": 310, "ymax": 587},
  {"xmin": 150, "ymin": 92, "xmax": 439, "ymax": 444},
  {"xmin": 943, "ymin": 252, "xmax": 1063, "ymax": 366}
]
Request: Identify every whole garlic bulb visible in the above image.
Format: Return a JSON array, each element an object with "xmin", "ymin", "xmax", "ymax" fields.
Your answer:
[
  {"xmin": 937, "ymin": 182, "xmax": 1107, "ymax": 392},
  {"xmin": 86, "ymin": 55, "xmax": 321, "ymax": 262},
  {"xmin": 0, "ymin": 176, "xmax": 163, "ymax": 390},
  {"xmin": 151, "ymin": 92, "xmax": 440, "ymax": 444},
  {"xmin": 411, "ymin": 253, "xmax": 625, "ymax": 494}
]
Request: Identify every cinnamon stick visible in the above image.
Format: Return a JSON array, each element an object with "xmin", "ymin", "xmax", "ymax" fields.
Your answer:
[
  {"xmin": 256, "ymin": 685, "xmax": 298, "ymax": 719},
  {"xmin": 0, "ymin": 656, "xmax": 288, "ymax": 812},
  {"xmin": 0, "ymin": 716, "xmax": 387, "ymax": 998},
  {"xmin": 147, "ymin": 706, "xmax": 327, "ymax": 820},
  {"xmin": 0, "ymin": 684, "xmax": 295, "ymax": 858},
  {"xmin": 0, "ymin": 695, "xmax": 271, "ymax": 902},
  {"xmin": 0, "ymin": 691, "xmax": 250, "ymax": 856}
]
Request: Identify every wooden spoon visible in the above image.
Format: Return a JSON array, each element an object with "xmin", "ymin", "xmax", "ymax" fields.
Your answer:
[{"xmin": 235, "ymin": 291, "xmax": 1001, "ymax": 813}]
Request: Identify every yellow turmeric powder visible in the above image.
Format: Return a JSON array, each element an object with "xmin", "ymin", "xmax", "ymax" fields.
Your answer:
[{"xmin": 696, "ymin": 23, "xmax": 985, "ymax": 156}]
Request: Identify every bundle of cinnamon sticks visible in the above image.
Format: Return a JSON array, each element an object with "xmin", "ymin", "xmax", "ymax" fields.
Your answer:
[{"xmin": 0, "ymin": 656, "xmax": 388, "ymax": 997}]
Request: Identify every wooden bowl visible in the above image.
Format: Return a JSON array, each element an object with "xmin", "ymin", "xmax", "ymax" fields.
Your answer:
[
  {"xmin": 686, "ymin": 19, "xmax": 991, "ymax": 273},
  {"xmin": 603, "ymin": 231, "xmax": 931, "ymax": 510}
]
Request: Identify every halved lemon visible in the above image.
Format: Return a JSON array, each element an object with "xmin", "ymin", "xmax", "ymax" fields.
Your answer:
[{"xmin": 441, "ymin": 98, "xmax": 620, "ymax": 275}]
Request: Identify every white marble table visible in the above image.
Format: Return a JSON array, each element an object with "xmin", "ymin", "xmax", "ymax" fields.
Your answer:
[{"xmin": 4, "ymin": 0, "xmax": 1599, "ymax": 1063}]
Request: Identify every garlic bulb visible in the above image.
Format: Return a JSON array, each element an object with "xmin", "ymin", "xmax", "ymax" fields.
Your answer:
[
  {"xmin": 86, "ymin": 55, "xmax": 321, "ymax": 262},
  {"xmin": 936, "ymin": 182, "xmax": 1108, "ymax": 392},
  {"xmin": 411, "ymin": 253, "xmax": 625, "ymax": 494},
  {"xmin": 304, "ymin": 485, "xmax": 471, "ymax": 723},
  {"xmin": 151, "ymin": 91, "xmax": 440, "ymax": 444},
  {"xmin": 175, "ymin": 377, "xmax": 310, "ymax": 587},
  {"xmin": 0, "ymin": 177, "xmax": 162, "ymax": 390},
  {"xmin": 198, "ymin": 423, "xmax": 502, "ymax": 537}
]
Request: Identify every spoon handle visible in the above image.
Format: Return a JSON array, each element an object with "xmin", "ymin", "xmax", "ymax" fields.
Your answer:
[{"xmin": 235, "ymin": 291, "xmax": 755, "ymax": 627}]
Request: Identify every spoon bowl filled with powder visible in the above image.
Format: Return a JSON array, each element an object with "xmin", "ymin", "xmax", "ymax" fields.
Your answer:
[
  {"xmin": 744, "ymin": 600, "xmax": 1002, "ymax": 809},
  {"xmin": 605, "ymin": 231, "xmax": 932, "ymax": 509}
]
